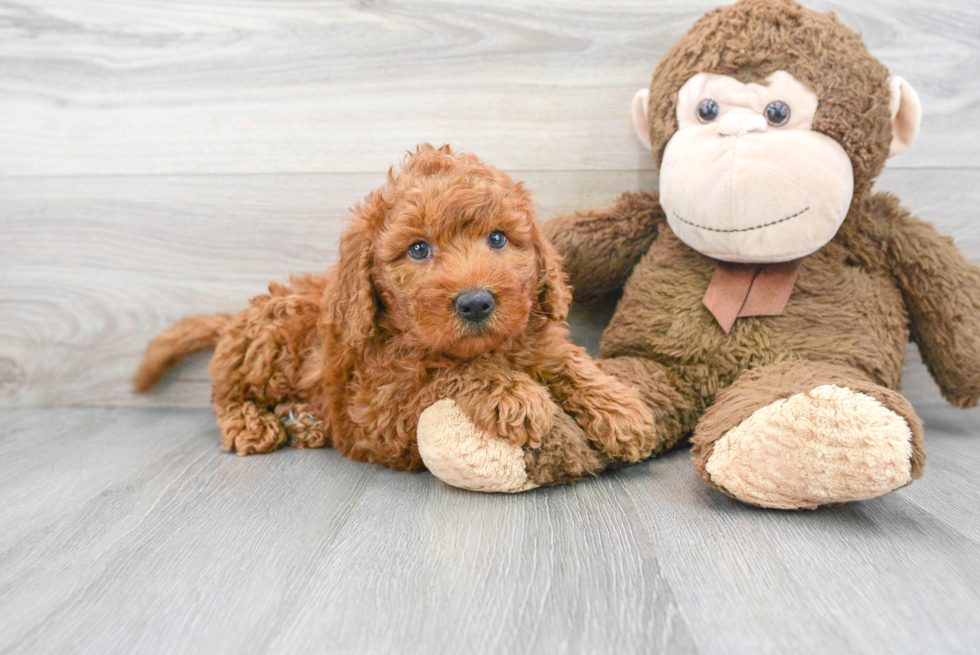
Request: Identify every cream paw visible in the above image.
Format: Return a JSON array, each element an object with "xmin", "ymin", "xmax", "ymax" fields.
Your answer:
[
  {"xmin": 703, "ymin": 384, "xmax": 915, "ymax": 510},
  {"xmin": 417, "ymin": 399, "xmax": 538, "ymax": 493}
]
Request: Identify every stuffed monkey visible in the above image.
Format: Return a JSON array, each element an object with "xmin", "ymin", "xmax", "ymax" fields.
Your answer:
[{"xmin": 418, "ymin": 0, "xmax": 980, "ymax": 507}]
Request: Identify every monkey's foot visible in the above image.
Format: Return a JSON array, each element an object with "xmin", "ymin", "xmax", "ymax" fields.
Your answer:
[
  {"xmin": 417, "ymin": 399, "xmax": 537, "ymax": 493},
  {"xmin": 701, "ymin": 385, "xmax": 915, "ymax": 510}
]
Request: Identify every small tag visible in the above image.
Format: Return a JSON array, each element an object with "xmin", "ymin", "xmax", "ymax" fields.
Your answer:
[
  {"xmin": 739, "ymin": 259, "xmax": 803, "ymax": 317},
  {"xmin": 703, "ymin": 263, "xmax": 758, "ymax": 333},
  {"xmin": 703, "ymin": 259, "xmax": 803, "ymax": 333}
]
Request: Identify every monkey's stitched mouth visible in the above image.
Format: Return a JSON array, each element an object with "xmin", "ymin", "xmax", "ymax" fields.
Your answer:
[{"xmin": 672, "ymin": 207, "xmax": 810, "ymax": 233}]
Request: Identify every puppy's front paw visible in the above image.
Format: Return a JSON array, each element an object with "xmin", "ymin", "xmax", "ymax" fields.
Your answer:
[
  {"xmin": 456, "ymin": 377, "xmax": 555, "ymax": 448},
  {"xmin": 575, "ymin": 383, "xmax": 656, "ymax": 462},
  {"xmin": 417, "ymin": 399, "xmax": 538, "ymax": 493}
]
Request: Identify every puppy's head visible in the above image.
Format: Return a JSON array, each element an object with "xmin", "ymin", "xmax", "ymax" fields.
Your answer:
[{"xmin": 331, "ymin": 144, "xmax": 570, "ymax": 358}]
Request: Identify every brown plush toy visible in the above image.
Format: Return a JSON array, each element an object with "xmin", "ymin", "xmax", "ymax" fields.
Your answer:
[{"xmin": 535, "ymin": 0, "xmax": 980, "ymax": 509}]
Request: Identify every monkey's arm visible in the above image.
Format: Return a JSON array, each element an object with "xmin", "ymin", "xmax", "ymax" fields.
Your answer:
[
  {"xmin": 542, "ymin": 190, "xmax": 665, "ymax": 302},
  {"xmin": 878, "ymin": 195, "xmax": 980, "ymax": 408}
]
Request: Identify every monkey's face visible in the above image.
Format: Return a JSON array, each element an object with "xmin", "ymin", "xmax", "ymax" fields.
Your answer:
[{"xmin": 656, "ymin": 71, "xmax": 854, "ymax": 264}]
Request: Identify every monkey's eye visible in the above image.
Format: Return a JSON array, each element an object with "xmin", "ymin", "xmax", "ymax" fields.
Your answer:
[
  {"xmin": 697, "ymin": 99, "xmax": 720, "ymax": 123},
  {"xmin": 765, "ymin": 100, "xmax": 790, "ymax": 126},
  {"xmin": 407, "ymin": 241, "xmax": 431, "ymax": 260},
  {"xmin": 487, "ymin": 230, "xmax": 507, "ymax": 250}
]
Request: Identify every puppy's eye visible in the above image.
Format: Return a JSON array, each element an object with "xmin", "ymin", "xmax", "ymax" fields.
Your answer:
[
  {"xmin": 407, "ymin": 241, "xmax": 431, "ymax": 260},
  {"xmin": 487, "ymin": 231, "xmax": 507, "ymax": 250},
  {"xmin": 765, "ymin": 100, "xmax": 790, "ymax": 126},
  {"xmin": 697, "ymin": 99, "xmax": 719, "ymax": 123}
]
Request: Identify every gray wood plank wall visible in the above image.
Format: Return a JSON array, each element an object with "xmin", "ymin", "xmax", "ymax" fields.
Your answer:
[{"xmin": 2, "ymin": 0, "xmax": 979, "ymax": 409}]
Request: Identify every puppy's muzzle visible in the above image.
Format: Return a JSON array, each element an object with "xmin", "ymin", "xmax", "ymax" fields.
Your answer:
[{"xmin": 454, "ymin": 288, "xmax": 495, "ymax": 324}]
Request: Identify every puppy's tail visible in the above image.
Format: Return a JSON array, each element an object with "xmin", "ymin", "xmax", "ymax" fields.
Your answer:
[{"xmin": 133, "ymin": 313, "xmax": 235, "ymax": 393}]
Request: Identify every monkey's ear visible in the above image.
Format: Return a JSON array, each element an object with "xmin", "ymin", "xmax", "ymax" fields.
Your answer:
[
  {"xmin": 888, "ymin": 76, "xmax": 921, "ymax": 158},
  {"xmin": 632, "ymin": 88, "xmax": 653, "ymax": 151}
]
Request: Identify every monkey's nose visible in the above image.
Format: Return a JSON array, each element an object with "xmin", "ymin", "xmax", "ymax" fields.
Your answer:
[
  {"xmin": 716, "ymin": 113, "xmax": 767, "ymax": 137},
  {"xmin": 454, "ymin": 289, "xmax": 495, "ymax": 324}
]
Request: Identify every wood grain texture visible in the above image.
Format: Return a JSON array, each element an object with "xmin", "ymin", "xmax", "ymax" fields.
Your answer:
[
  {"xmin": 3, "ymin": 168, "xmax": 979, "ymax": 407},
  {"xmin": 0, "ymin": 405, "xmax": 977, "ymax": 654},
  {"xmin": 0, "ymin": 407, "xmax": 698, "ymax": 655},
  {"xmin": 616, "ymin": 432, "xmax": 980, "ymax": 654},
  {"xmin": 0, "ymin": 0, "xmax": 978, "ymax": 176}
]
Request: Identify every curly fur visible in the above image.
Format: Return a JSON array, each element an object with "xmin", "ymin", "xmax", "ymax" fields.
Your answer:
[{"xmin": 136, "ymin": 145, "xmax": 654, "ymax": 483}]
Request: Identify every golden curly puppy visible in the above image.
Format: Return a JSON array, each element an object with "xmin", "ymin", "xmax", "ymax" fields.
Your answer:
[{"xmin": 135, "ymin": 145, "xmax": 655, "ymax": 491}]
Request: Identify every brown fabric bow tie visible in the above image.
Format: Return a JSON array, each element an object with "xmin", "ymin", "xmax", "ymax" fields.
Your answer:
[{"xmin": 703, "ymin": 259, "xmax": 803, "ymax": 333}]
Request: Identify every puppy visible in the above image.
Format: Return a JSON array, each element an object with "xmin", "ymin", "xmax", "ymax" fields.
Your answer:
[{"xmin": 135, "ymin": 145, "xmax": 656, "ymax": 489}]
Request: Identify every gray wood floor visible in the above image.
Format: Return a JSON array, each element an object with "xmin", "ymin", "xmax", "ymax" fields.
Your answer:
[
  {"xmin": 2, "ymin": 1, "xmax": 980, "ymax": 653},
  {"xmin": 2, "ymin": 394, "xmax": 979, "ymax": 655}
]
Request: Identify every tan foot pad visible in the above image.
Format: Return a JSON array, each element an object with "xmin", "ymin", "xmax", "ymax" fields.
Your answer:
[
  {"xmin": 417, "ymin": 399, "xmax": 538, "ymax": 493},
  {"xmin": 705, "ymin": 385, "xmax": 914, "ymax": 509}
]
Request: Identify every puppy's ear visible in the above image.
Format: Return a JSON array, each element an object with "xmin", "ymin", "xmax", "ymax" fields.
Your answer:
[
  {"xmin": 329, "ymin": 190, "xmax": 386, "ymax": 347},
  {"xmin": 533, "ymin": 223, "xmax": 572, "ymax": 322}
]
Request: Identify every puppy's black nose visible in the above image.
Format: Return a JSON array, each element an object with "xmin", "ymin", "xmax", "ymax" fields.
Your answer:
[{"xmin": 454, "ymin": 289, "xmax": 495, "ymax": 324}]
